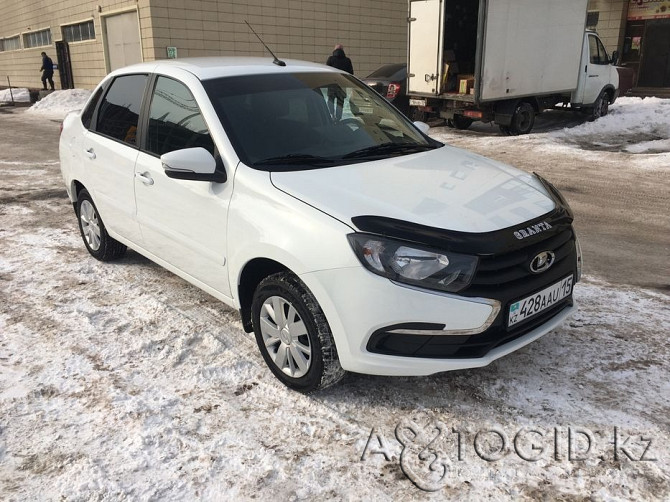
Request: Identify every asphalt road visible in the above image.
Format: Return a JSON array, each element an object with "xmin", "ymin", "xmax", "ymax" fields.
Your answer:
[{"xmin": 2, "ymin": 106, "xmax": 668, "ymax": 293}]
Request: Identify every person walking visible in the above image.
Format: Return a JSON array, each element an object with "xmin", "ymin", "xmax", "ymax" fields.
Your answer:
[
  {"xmin": 325, "ymin": 44, "xmax": 353, "ymax": 121},
  {"xmin": 40, "ymin": 52, "xmax": 55, "ymax": 91}
]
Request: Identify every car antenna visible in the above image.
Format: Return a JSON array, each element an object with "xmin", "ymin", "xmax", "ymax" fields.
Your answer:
[{"xmin": 245, "ymin": 21, "xmax": 286, "ymax": 67}]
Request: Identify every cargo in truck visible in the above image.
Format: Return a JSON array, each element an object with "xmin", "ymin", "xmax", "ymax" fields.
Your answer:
[{"xmin": 407, "ymin": 0, "xmax": 620, "ymax": 134}]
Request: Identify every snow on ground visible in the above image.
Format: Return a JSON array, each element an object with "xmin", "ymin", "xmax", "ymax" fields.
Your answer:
[
  {"xmin": 550, "ymin": 97, "xmax": 670, "ymax": 154},
  {"xmin": 25, "ymin": 89, "xmax": 91, "ymax": 118},
  {"xmin": 0, "ymin": 88, "xmax": 30, "ymax": 103}
]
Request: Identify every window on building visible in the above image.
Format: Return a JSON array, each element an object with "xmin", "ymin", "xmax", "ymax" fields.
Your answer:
[
  {"xmin": 146, "ymin": 76, "xmax": 215, "ymax": 157},
  {"xmin": 63, "ymin": 21, "xmax": 95, "ymax": 43},
  {"xmin": 96, "ymin": 74, "xmax": 148, "ymax": 146},
  {"xmin": 586, "ymin": 11, "xmax": 600, "ymax": 29},
  {"xmin": 0, "ymin": 36, "xmax": 21, "ymax": 52},
  {"xmin": 23, "ymin": 29, "xmax": 52, "ymax": 49}
]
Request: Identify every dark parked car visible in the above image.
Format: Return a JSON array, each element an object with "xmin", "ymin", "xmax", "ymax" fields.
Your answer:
[{"xmin": 362, "ymin": 63, "xmax": 409, "ymax": 116}]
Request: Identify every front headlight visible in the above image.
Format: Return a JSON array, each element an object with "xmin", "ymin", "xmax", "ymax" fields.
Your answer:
[{"xmin": 347, "ymin": 233, "xmax": 478, "ymax": 293}]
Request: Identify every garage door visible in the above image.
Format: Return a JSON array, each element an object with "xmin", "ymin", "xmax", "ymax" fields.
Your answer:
[{"xmin": 104, "ymin": 11, "xmax": 142, "ymax": 71}]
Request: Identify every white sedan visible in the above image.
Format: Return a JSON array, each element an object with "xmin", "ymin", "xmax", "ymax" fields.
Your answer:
[{"xmin": 59, "ymin": 57, "xmax": 581, "ymax": 392}]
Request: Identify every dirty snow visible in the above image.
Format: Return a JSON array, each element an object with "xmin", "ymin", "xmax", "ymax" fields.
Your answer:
[
  {"xmin": 25, "ymin": 89, "xmax": 92, "ymax": 118},
  {"xmin": 1, "ymin": 91, "xmax": 669, "ymax": 500},
  {"xmin": 551, "ymin": 97, "xmax": 670, "ymax": 154},
  {"xmin": 0, "ymin": 87, "xmax": 30, "ymax": 103}
]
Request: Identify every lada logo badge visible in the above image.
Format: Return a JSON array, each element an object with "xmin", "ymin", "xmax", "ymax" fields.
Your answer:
[{"xmin": 530, "ymin": 251, "xmax": 555, "ymax": 273}]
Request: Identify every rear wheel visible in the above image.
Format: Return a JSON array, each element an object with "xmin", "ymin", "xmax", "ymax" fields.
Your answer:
[
  {"xmin": 508, "ymin": 102, "xmax": 535, "ymax": 135},
  {"xmin": 251, "ymin": 272, "xmax": 345, "ymax": 393},
  {"xmin": 452, "ymin": 115, "xmax": 473, "ymax": 130},
  {"xmin": 76, "ymin": 189, "xmax": 126, "ymax": 261}
]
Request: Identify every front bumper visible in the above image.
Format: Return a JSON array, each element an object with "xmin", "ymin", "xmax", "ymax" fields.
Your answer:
[{"xmin": 300, "ymin": 266, "xmax": 575, "ymax": 376}]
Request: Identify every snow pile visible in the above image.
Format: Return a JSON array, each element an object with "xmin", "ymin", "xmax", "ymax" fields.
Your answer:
[
  {"xmin": 0, "ymin": 87, "xmax": 30, "ymax": 103},
  {"xmin": 25, "ymin": 89, "xmax": 92, "ymax": 118},
  {"xmin": 551, "ymin": 97, "xmax": 670, "ymax": 154}
]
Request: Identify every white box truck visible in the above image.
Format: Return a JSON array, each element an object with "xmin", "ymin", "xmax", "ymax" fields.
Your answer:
[{"xmin": 407, "ymin": 0, "xmax": 620, "ymax": 134}]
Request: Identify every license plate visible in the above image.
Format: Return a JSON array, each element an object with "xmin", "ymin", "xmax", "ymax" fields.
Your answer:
[
  {"xmin": 409, "ymin": 98, "xmax": 426, "ymax": 107},
  {"xmin": 508, "ymin": 275, "xmax": 573, "ymax": 328}
]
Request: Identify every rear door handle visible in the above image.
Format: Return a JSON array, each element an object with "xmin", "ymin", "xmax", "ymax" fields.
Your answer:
[
  {"xmin": 85, "ymin": 147, "xmax": 96, "ymax": 159},
  {"xmin": 135, "ymin": 172, "xmax": 154, "ymax": 186}
]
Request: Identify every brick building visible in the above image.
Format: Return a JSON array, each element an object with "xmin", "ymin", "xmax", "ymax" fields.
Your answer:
[{"xmin": 0, "ymin": 1, "xmax": 668, "ymax": 92}]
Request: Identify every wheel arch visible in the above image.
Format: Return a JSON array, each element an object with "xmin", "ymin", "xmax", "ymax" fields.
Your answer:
[{"xmin": 237, "ymin": 257, "xmax": 292, "ymax": 332}]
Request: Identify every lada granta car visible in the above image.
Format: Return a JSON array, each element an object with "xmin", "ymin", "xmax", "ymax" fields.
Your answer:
[{"xmin": 59, "ymin": 57, "xmax": 582, "ymax": 392}]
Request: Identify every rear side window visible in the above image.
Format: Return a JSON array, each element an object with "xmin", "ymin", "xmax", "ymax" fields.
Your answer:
[
  {"xmin": 96, "ymin": 74, "xmax": 148, "ymax": 146},
  {"xmin": 146, "ymin": 76, "xmax": 215, "ymax": 157},
  {"xmin": 81, "ymin": 86, "xmax": 103, "ymax": 130}
]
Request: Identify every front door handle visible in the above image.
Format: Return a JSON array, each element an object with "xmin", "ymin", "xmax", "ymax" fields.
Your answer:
[
  {"xmin": 135, "ymin": 172, "xmax": 154, "ymax": 186},
  {"xmin": 85, "ymin": 147, "xmax": 96, "ymax": 159}
]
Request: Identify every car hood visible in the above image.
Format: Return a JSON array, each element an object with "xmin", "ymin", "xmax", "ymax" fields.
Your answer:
[{"xmin": 270, "ymin": 145, "xmax": 555, "ymax": 233}]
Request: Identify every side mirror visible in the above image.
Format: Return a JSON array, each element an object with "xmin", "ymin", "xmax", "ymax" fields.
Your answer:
[
  {"xmin": 413, "ymin": 121, "xmax": 430, "ymax": 134},
  {"xmin": 611, "ymin": 50, "xmax": 620, "ymax": 66},
  {"xmin": 161, "ymin": 147, "xmax": 226, "ymax": 183}
]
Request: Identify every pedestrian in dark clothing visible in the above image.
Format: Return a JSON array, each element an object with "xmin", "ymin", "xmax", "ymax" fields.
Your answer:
[
  {"xmin": 40, "ymin": 52, "xmax": 55, "ymax": 91},
  {"xmin": 325, "ymin": 44, "xmax": 353, "ymax": 121}
]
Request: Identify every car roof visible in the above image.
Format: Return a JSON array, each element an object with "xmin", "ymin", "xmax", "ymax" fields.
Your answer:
[{"xmin": 108, "ymin": 57, "xmax": 339, "ymax": 81}]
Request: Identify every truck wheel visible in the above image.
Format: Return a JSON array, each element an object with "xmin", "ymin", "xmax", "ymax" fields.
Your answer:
[
  {"xmin": 410, "ymin": 107, "xmax": 427, "ymax": 122},
  {"xmin": 76, "ymin": 189, "xmax": 127, "ymax": 261},
  {"xmin": 508, "ymin": 102, "xmax": 535, "ymax": 135},
  {"xmin": 251, "ymin": 272, "xmax": 345, "ymax": 393},
  {"xmin": 589, "ymin": 92, "xmax": 609, "ymax": 121},
  {"xmin": 452, "ymin": 115, "xmax": 473, "ymax": 130}
]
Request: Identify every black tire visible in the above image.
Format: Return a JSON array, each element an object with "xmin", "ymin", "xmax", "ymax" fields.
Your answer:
[
  {"xmin": 588, "ymin": 91, "xmax": 609, "ymax": 121},
  {"xmin": 76, "ymin": 189, "xmax": 127, "ymax": 261},
  {"xmin": 251, "ymin": 272, "xmax": 345, "ymax": 393},
  {"xmin": 409, "ymin": 107, "xmax": 427, "ymax": 123},
  {"xmin": 499, "ymin": 125, "xmax": 511, "ymax": 135},
  {"xmin": 452, "ymin": 115, "xmax": 473, "ymax": 130},
  {"xmin": 508, "ymin": 102, "xmax": 535, "ymax": 135}
]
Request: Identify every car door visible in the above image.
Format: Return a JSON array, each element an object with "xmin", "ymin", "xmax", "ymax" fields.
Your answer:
[
  {"xmin": 82, "ymin": 73, "xmax": 148, "ymax": 244},
  {"xmin": 578, "ymin": 34, "xmax": 611, "ymax": 105},
  {"xmin": 133, "ymin": 74, "xmax": 233, "ymax": 298}
]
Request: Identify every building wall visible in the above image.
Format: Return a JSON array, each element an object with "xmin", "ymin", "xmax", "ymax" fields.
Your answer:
[
  {"xmin": 0, "ymin": 1, "xmax": 149, "ymax": 89},
  {"xmin": 587, "ymin": 0, "xmax": 628, "ymax": 53},
  {"xmin": 0, "ymin": 0, "xmax": 408, "ymax": 90}
]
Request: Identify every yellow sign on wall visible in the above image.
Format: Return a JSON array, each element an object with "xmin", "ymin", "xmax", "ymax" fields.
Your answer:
[{"xmin": 628, "ymin": 0, "xmax": 670, "ymax": 20}]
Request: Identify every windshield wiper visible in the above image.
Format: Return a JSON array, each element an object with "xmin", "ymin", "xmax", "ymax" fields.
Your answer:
[
  {"xmin": 341, "ymin": 143, "xmax": 437, "ymax": 160},
  {"xmin": 254, "ymin": 154, "xmax": 336, "ymax": 166}
]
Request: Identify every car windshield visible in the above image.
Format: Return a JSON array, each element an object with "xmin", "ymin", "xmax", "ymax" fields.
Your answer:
[{"xmin": 202, "ymin": 72, "xmax": 439, "ymax": 170}]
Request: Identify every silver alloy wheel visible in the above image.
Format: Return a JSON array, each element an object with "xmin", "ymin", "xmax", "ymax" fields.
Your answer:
[
  {"xmin": 259, "ymin": 296, "xmax": 312, "ymax": 378},
  {"xmin": 79, "ymin": 200, "xmax": 101, "ymax": 251}
]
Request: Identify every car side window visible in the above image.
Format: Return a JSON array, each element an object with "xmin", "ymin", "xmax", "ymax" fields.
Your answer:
[
  {"xmin": 81, "ymin": 86, "xmax": 104, "ymax": 130},
  {"xmin": 96, "ymin": 74, "xmax": 148, "ymax": 146},
  {"xmin": 146, "ymin": 76, "xmax": 216, "ymax": 157},
  {"xmin": 589, "ymin": 35, "xmax": 609, "ymax": 65}
]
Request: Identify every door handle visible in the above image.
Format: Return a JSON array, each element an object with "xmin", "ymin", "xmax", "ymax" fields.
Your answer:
[
  {"xmin": 135, "ymin": 172, "xmax": 154, "ymax": 186},
  {"xmin": 85, "ymin": 147, "xmax": 96, "ymax": 159}
]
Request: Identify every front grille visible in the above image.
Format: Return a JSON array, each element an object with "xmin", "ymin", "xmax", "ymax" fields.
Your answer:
[
  {"xmin": 462, "ymin": 227, "xmax": 576, "ymax": 302},
  {"xmin": 366, "ymin": 226, "xmax": 578, "ymax": 360}
]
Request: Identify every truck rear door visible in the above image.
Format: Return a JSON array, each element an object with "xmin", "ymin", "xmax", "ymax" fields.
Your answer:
[{"xmin": 408, "ymin": 0, "xmax": 445, "ymax": 95}]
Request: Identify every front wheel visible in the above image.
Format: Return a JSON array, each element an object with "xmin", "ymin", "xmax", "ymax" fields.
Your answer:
[
  {"xmin": 588, "ymin": 92, "xmax": 610, "ymax": 121},
  {"xmin": 251, "ymin": 272, "xmax": 345, "ymax": 393},
  {"xmin": 76, "ymin": 189, "xmax": 126, "ymax": 261}
]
